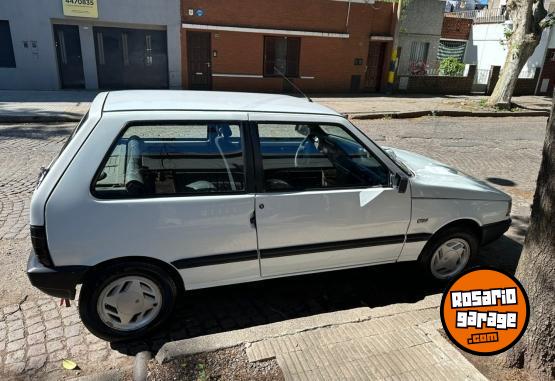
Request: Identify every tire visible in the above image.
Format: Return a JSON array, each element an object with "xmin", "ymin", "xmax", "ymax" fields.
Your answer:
[
  {"xmin": 418, "ymin": 227, "xmax": 479, "ymax": 281},
  {"xmin": 78, "ymin": 262, "xmax": 177, "ymax": 341}
]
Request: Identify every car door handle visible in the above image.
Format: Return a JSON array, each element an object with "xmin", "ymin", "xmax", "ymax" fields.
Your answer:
[{"xmin": 250, "ymin": 211, "xmax": 256, "ymax": 227}]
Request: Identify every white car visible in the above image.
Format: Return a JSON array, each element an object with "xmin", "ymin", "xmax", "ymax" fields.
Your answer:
[{"xmin": 28, "ymin": 91, "xmax": 511, "ymax": 340}]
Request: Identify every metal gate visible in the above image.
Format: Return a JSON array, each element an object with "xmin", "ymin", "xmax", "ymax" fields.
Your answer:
[
  {"xmin": 472, "ymin": 68, "xmax": 491, "ymax": 93},
  {"xmin": 94, "ymin": 26, "xmax": 168, "ymax": 89}
]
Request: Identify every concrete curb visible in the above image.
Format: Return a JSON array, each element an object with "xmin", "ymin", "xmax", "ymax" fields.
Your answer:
[
  {"xmin": 418, "ymin": 320, "xmax": 488, "ymax": 381},
  {"xmin": 0, "ymin": 115, "xmax": 82, "ymax": 123},
  {"xmin": 155, "ymin": 293, "xmax": 442, "ymax": 364},
  {"xmin": 349, "ymin": 109, "xmax": 549, "ymax": 120}
]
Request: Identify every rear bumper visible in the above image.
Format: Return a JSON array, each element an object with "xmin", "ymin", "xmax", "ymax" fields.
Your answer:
[
  {"xmin": 27, "ymin": 252, "xmax": 89, "ymax": 299},
  {"xmin": 481, "ymin": 219, "xmax": 512, "ymax": 245}
]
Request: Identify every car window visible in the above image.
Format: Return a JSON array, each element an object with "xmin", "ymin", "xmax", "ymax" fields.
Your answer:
[
  {"xmin": 257, "ymin": 123, "xmax": 390, "ymax": 191},
  {"xmin": 93, "ymin": 122, "xmax": 245, "ymax": 197}
]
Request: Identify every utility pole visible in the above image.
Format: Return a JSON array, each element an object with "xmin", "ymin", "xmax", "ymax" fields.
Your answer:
[{"xmin": 386, "ymin": 0, "xmax": 403, "ymax": 94}]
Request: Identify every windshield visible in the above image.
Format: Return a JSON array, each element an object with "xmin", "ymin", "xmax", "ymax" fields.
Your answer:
[
  {"xmin": 382, "ymin": 148, "xmax": 414, "ymax": 176},
  {"xmin": 393, "ymin": 157, "xmax": 413, "ymax": 176}
]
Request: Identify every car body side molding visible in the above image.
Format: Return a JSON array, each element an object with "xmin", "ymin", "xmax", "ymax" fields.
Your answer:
[{"xmin": 171, "ymin": 233, "xmax": 432, "ymax": 269}]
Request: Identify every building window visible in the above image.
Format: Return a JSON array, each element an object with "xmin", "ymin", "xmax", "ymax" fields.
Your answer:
[
  {"xmin": 0, "ymin": 20, "xmax": 16, "ymax": 68},
  {"xmin": 264, "ymin": 36, "xmax": 300, "ymax": 77},
  {"xmin": 408, "ymin": 41, "xmax": 430, "ymax": 75},
  {"xmin": 437, "ymin": 40, "xmax": 466, "ymax": 62},
  {"xmin": 409, "ymin": 41, "xmax": 429, "ymax": 65}
]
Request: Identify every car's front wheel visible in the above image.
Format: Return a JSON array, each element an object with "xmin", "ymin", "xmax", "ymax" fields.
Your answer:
[
  {"xmin": 419, "ymin": 228, "xmax": 478, "ymax": 281},
  {"xmin": 79, "ymin": 262, "xmax": 177, "ymax": 341}
]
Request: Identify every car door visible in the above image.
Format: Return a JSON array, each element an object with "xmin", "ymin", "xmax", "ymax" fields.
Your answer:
[
  {"xmin": 45, "ymin": 112, "xmax": 259, "ymax": 290},
  {"xmin": 250, "ymin": 113, "xmax": 412, "ymax": 277}
]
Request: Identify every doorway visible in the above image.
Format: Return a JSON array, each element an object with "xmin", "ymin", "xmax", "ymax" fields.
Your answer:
[
  {"xmin": 93, "ymin": 26, "xmax": 168, "ymax": 89},
  {"xmin": 187, "ymin": 32, "xmax": 212, "ymax": 90},
  {"xmin": 365, "ymin": 42, "xmax": 387, "ymax": 92},
  {"xmin": 54, "ymin": 24, "xmax": 85, "ymax": 89}
]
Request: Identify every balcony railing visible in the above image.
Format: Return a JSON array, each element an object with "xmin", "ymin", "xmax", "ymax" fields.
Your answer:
[{"xmin": 444, "ymin": 8, "xmax": 506, "ymax": 24}]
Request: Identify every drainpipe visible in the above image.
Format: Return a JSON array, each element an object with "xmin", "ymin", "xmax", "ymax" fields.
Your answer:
[
  {"xmin": 346, "ymin": 0, "xmax": 352, "ymax": 29},
  {"xmin": 386, "ymin": 0, "xmax": 403, "ymax": 94}
]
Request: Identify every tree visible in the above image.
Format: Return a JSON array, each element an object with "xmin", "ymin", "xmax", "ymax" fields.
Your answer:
[
  {"xmin": 487, "ymin": 0, "xmax": 548, "ymax": 108},
  {"xmin": 495, "ymin": 98, "xmax": 555, "ymax": 379}
]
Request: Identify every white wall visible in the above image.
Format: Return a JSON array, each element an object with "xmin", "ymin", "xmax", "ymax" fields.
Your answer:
[
  {"xmin": 397, "ymin": 0, "xmax": 446, "ymax": 74},
  {"xmin": 548, "ymin": 26, "xmax": 555, "ymax": 49},
  {"xmin": 0, "ymin": 0, "xmax": 181, "ymax": 90},
  {"xmin": 464, "ymin": 23, "xmax": 549, "ymax": 78}
]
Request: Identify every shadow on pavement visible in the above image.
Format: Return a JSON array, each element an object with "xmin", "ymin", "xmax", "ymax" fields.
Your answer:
[
  {"xmin": 0, "ymin": 124, "xmax": 72, "ymax": 140},
  {"xmin": 111, "ymin": 234, "xmax": 523, "ymax": 356},
  {"xmin": 486, "ymin": 177, "xmax": 517, "ymax": 186},
  {"xmin": 0, "ymin": 91, "xmax": 97, "ymax": 103}
]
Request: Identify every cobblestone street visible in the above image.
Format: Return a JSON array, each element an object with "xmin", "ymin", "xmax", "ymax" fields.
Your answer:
[{"xmin": 0, "ymin": 116, "xmax": 546, "ymax": 379}]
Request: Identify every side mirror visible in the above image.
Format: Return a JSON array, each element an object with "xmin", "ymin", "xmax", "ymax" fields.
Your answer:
[{"xmin": 398, "ymin": 177, "xmax": 408, "ymax": 193}]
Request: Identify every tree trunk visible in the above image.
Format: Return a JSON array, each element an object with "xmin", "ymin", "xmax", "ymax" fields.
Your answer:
[
  {"xmin": 487, "ymin": 0, "xmax": 545, "ymax": 108},
  {"xmin": 494, "ymin": 98, "xmax": 555, "ymax": 379}
]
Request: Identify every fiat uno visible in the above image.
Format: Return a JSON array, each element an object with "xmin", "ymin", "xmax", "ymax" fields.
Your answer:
[{"xmin": 27, "ymin": 91, "xmax": 512, "ymax": 340}]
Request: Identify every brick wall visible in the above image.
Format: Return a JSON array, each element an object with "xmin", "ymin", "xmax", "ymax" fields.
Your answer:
[
  {"xmin": 486, "ymin": 66, "xmax": 541, "ymax": 96},
  {"xmin": 441, "ymin": 17, "xmax": 472, "ymax": 40},
  {"xmin": 181, "ymin": 0, "xmax": 397, "ymax": 93},
  {"xmin": 398, "ymin": 65, "xmax": 476, "ymax": 94}
]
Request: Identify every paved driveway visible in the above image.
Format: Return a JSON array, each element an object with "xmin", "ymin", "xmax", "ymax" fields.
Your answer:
[{"xmin": 0, "ymin": 116, "xmax": 545, "ymax": 379}]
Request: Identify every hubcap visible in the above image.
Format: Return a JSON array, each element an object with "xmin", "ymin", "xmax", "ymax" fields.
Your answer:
[
  {"xmin": 97, "ymin": 276, "xmax": 162, "ymax": 332},
  {"xmin": 430, "ymin": 238, "xmax": 470, "ymax": 279}
]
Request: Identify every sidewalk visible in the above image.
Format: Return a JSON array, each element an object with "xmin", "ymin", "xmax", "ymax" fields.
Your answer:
[
  {"xmin": 313, "ymin": 94, "xmax": 551, "ymax": 119},
  {"xmin": 0, "ymin": 90, "xmax": 550, "ymax": 122},
  {"xmin": 0, "ymin": 90, "xmax": 96, "ymax": 122},
  {"xmin": 155, "ymin": 294, "xmax": 487, "ymax": 381}
]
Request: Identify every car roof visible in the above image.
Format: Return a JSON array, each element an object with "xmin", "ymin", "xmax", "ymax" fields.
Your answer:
[{"xmin": 101, "ymin": 90, "xmax": 341, "ymax": 116}]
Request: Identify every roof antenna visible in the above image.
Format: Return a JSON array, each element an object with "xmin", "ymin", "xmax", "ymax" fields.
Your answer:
[{"xmin": 273, "ymin": 66, "xmax": 313, "ymax": 102}]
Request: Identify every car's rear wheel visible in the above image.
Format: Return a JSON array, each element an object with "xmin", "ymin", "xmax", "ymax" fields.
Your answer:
[
  {"xmin": 419, "ymin": 228, "xmax": 478, "ymax": 281},
  {"xmin": 79, "ymin": 262, "xmax": 177, "ymax": 341}
]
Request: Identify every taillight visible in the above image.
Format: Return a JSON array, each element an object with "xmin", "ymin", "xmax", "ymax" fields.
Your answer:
[{"xmin": 30, "ymin": 226, "xmax": 54, "ymax": 267}]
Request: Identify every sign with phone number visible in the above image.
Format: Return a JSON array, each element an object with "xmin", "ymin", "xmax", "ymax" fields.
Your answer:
[{"xmin": 62, "ymin": 0, "xmax": 98, "ymax": 18}]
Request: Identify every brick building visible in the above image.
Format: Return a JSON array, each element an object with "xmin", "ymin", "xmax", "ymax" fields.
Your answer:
[
  {"xmin": 438, "ymin": 16, "xmax": 471, "ymax": 67},
  {"xmin": 441, "ymin": 17, "xmax": 472, "ymax": 41},
  {"xmin": 180, "ymin": 0, "xmax": 397, "ymax": 93}
]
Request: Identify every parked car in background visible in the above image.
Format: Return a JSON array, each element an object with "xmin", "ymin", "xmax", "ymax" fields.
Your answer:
[{"xmin": 27, "ymin": 91, "xmax": 512, "ymax": 340}]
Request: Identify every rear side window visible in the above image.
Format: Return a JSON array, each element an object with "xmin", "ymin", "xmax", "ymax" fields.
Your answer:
[
  {"xmin": 257, "ymin": 123, "xmax": 390, "ymax": 191},
  {"xmin": 93, "ymin": 123, "xmax": 245, "ymax": 198}
]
